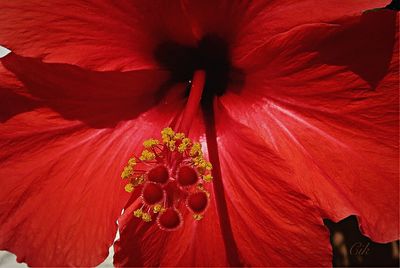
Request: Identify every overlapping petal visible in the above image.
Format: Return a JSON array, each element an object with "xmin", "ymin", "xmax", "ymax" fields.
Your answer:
[
  {"xmin": 0, "ymin": 56, "xmax": 184, "ymax": 266},
  {"xmin": 213, "ymin": 104, "xmax": 332, "ymax": 266},
  {"xmin": 0, "ymin": 0, "xmax": 196, "ymax": 71},
  {"xmin": 1, "ymin": 53, "xmax": 171, "ymax": 128},
  {"xmin": 221, "ymin": 9, "xmax": 399, "ymax": 243},
  {"xmin": 179, "ymin": 0, "xmax": 389, "ymax": 66}
]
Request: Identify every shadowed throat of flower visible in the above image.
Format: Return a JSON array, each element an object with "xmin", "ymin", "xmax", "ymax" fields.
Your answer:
[{"xmin": 121, "ymin": 35, "xmax": 241, "ymax": 233}]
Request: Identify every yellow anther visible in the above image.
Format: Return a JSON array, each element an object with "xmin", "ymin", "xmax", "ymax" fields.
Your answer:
[
  {"xmin": 128, "ymin": 157, "xmax": 137, "ymax": 166},
  {"xmin": 139, "ymin": 150, "xmax": 156, "ymax": 161},
  {"xmin": 121, "ymin": 165, "xmax": 133, "ymax": 179},
  {"xmin": 197, "ymin": 183, "xmax": 205, "ymax": 191},
  {"xmin": 203, "ymin": 174, "xmax": 213, "ymax": 182},
  {"xmin": 161, "ymin": 127, "xmax": 175, "ymax": 136},
  {"xmin": 124, "ymin": 183, "xmax": 134, "ymax": 193},
  {"xmin": 192, "ymin": 156, "xmax": 202, "ymax": 165},
  {"xmin": 194, "ymin": 158, "xmax": 212, "ymax": 172},
  {"xmin": 174, "ymin": 132, "xmax": 185, "ymax": 140},
  {"xmin": 190, "ymin": 142, "xmax": 202, "ymax": 157},
  {"xmin": 178, "ymin": 138, "xmax": 191, "ymax": 153},
  {"xmin": 205, "ymin": 161, "xmax": 212, "ymax": 170},
  {"xmin": 182, "ymin": 137, "xmax": 191, "ymax": 145},
  {"xmin": 194, "ymin": 157, "xmax": 208, "ymax": 170},
  {"xmin": 198, "ymin": 160, "xmax": 207, "ymax": 168},
  {"xmin": 143, "ymin": 138, "xmax": 159, "ymax": 148},
  {"xmin": 134, "ymin": 209, "xmax": 143, "ymax": 218},
  {"xmin": 142, "ymin": 212, "xmax": 152, "ymax": 222},
  {"xmin": 132, "ymin": 175, "xmax": 145, "ymax": 186},
  {"xmin": 161, "ymin": 127, "xmax": 175, "ymax": 143},
  {"xmin": 166, "ymin": 140, "xmax": 176, "ymax": 151},
  {"xmin": 193, "ymin": 214, "xmax": 203, "ymax": 221},
  {"xmin": 153, "ymin": 204, "xmax": 162, "ymax": 213},
  {"xmin": 178, "ymin": 144, "xmax": 186, "ymax": 153}
]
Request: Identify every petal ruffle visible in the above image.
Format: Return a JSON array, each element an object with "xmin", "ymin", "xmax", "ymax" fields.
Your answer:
[
  {"xmin": 0, "ymin": 1, "xmax": 195, "ymax": 71},
  {"xmin": 221, "ymin": 9, "xmax": 399, "ymax": 242}
]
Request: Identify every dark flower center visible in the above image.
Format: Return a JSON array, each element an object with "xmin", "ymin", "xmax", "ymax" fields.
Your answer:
[{"xmin": 154, "ymin": 34, "xmax": 242, "ymax": 101}]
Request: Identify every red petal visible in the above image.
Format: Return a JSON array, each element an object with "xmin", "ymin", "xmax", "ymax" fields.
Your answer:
[
  {"xmin": 0, "ymin": 60, "xmax": 184, "ymax": 265},
  {"xmin": 222, "ymin": 9, "xmax": 399, "ymax": 243},
  {"xmin": 0, "ymin": 60, "xmax": 38, "ymax": 122},
  {"xmin": 231, "ymin": 0, "xmax": 390, "ymax": 66},
  {"xmin": 0, "ymin": 1, "xmax": 195, "ymax": 71},
  {"xmin": 1, "ymin": 53, "xmax": 170, "ymax": 128},
  {"xmin": 212, "ymin": 105, "xmax": 331, "ymax": 266},
  {"xmin": 179, "ymin": 1, "xmax": 388, "ymax": 65},
  {"xmin": 0, "ymin": 104, "xmax": 181, "ymax": 266},
  {"xmin": 114, "ymin": 193, "xmax": 229, "ymax": 267}
]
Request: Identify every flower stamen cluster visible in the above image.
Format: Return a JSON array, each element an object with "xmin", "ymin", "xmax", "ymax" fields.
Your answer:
[{"xmin": 121, "ymin": 127, "xmax": 213, "ymax": 230}]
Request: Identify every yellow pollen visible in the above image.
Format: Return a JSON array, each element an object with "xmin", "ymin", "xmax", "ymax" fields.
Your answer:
[
  {"xmin": 139, "ymin": 150, "xmax": 156, "ymax": 161},
  {"xmin": 197, "ymin": 183, "xmax": 205, "ymax": 191},
  {"xmin": 193, "ymin": 214, "xmax": 203, "ymax": 221},
  {"xmin": 178, "ymin": 137, "xmax": 191, "ymax": 153},
  {"xmin": 166, "ymin": 140, "xmax": 176, "ymax": 151},
  {"xmin": 190, "ymin": 142, "xmax": 202, "ymax": 157},
  {"xmin": 132, "ymin": 175, "xmax": 145, "ymax": 186},
  {"xmin": 153, "ymin": 204, "xmax": 162, "ymax": 213},
  {"xmin": 193, "ymin": 157, "xmax": 212, "ymax": 174},
  {"xmin": 121, "ymin": 165, "xmax": 133, "ymax": 179},
  {"xmin": 121, "ymin": 126, "xmax": 214, "ymax": 230},
  {"xmin": 134, "ymin": 209, "xmax": 143, "ymax": 218},
  {"xmin": 124, "ymin": 183, "xmax": 134, "ymax": 193},
  {"xmin": 161, "ymin": 127, "xmax": 175, "ymax": 143},
  {"xmin": 202, "ymin": 174, "xmax": 213, "ymax": 182},
  {"xmin": 142, "ymin": 212, "xmax": 152, "ymax": 222},
  {"xmin": 174, "ymin": 132, "xmax": 185, "ymax": 140},
  {"xmin": 128, "ymin": 157, "xmax": 137, "ymax": 166},
  {"xmin": 143, "ymin": 138, "xmax": 159, "ymax": 148},
  {"xmin": 205, "ymin": 161, "xmax": 212, "ymax": 170}
]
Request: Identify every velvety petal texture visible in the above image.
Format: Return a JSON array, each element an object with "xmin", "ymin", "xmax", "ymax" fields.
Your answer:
[
  {"xmin": 0, "ymin": 55, "xmax": 184, "ymax": 266},
  {"xmin": 0, "ymin": 0, "xmax": 397, "ymax": 267},
  {"xmin": 0, "ymin": 0, "xmax": 196, "ymax": 71},
  {"xmin": 221, "ymin": 9, "xmax": 399, "ymax": 243},
  {"xmin": 213, "ymin": 105, "xmax": 332, "ymax": 266},
  {"xmin": 178, "ymin": 0, "xmax": 389, "ymax": 66}
]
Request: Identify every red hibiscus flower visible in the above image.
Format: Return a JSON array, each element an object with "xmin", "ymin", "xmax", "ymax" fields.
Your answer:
[{"xmin": 0, "ymin": 1, "xmax": 398, "ymax": 267}]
